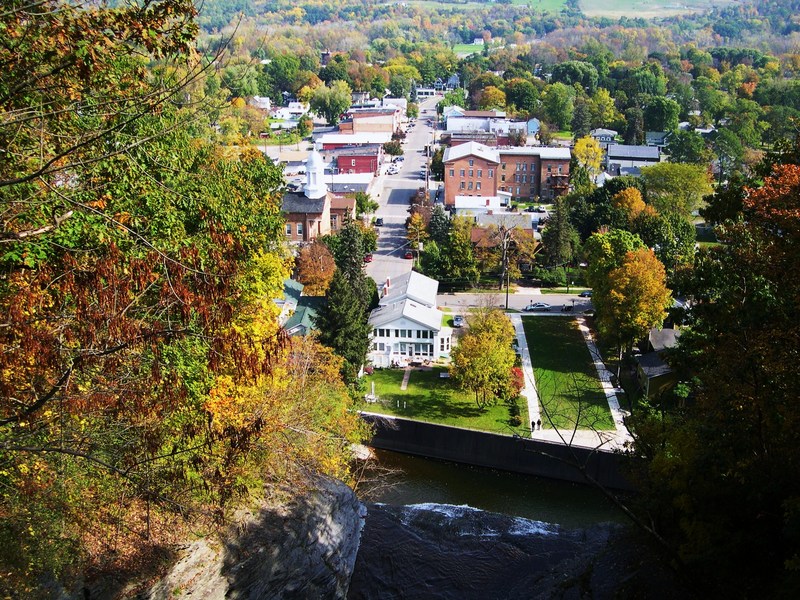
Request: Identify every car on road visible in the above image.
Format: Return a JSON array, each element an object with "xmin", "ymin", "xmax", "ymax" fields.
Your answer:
[
  {"xmin": 452, "ymin": 315, "xmax": 465, "ymax": 328},
  {"xmin": 536, "ymin": 205, "xmax": 548, "ymax": 212},
  {"xmin": 403, "ymin": 250, "xmax": 414, "ymax": 259},
  {"xmin": 375, "ymin": 217, "xmax": 384, "ymax": 226},
  {"xmin": 578, "ymin": 290, "xmax": 592, "ymax": 298},
  {"xmin": 522, "ymin": 302, "xmax": 551, "ymax": 312},
  {"xmin": 363, "ymin": 254, "xmax": 373, "ymax": 263}
]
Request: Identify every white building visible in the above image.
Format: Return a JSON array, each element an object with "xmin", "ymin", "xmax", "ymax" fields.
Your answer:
[{"xmin": 368, "ymin": 272, "xmax": 452, "ymax": 367}]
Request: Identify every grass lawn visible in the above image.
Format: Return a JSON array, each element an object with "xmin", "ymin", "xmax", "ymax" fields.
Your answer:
[
  {"xmin": 360, "ymin": 367, "xmax": 529, "ymax": 435},
  {"xmin": 521, "ymin": 317, "xmax": 614, "ymax": 430}
]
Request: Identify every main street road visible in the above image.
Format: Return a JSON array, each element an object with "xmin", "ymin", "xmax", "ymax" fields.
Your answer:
[
  {"xmin": 437, "ymin": 291, "xmax": 594, "ymax": 314},
  {"xmin": 365, "ymin": 96, "xmax": 440, "ymax": 285}
]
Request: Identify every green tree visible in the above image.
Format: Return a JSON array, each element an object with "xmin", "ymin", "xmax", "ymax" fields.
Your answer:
[
  {"xmin": 315, "ymin": 270, "xmax": 372, "ymax": 382},
  {"xmin": 665, "ymin": 130, "xmax": 710, "ymax": 164},
  {"xmin": 623, "ymin": 107, "xmax": 645, "ymax": 145},
  {"xmin": 541, "ymin": 197, "xmax": 579, "ymax": 267},
  {"xmin": 383, "ymin": 140, "xmax": 403, "ymax": 156},
  {"xmin": 644, "ymin": 96, "xmax": 681, "ymax": 132},
  {"xmin": 427, "ymin": 205, "xmax": 451, "ymax": 245},
  {"xmin": 542, "ymin": 82, "xmax": 575, "ymax": 130},
  {"xmin": 449, "ymin": 309, "xmax": 516, "ymax": 408},
  {"xmin": 355, "ymin": 192, "xmax": 378, "ymax": 216},
  {"xmin": 640, "ymin": 163, "xmax": 713, "ymax": 217},
  {"xmin": 551, "ymin": 60, "xmax": 599, "ymax": 94},
  {"xmin": 309, "ymin": 80, "xmax": 352, "ymax": 125},
  {"xmin": 445, "ymin": 216, "xmax": 479, "ymax": 288},
  {"xmin": 504, "ymin": 78, "xmax": 539, "ymax": 115}
]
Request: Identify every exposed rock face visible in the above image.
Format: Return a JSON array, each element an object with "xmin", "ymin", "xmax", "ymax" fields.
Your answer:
[
  {"xmin": 347, "ymin": 503, "xmax": 693, "ymax": 600},
  {"xmin": 144, "ymin": 477, "xmax": 365, "ymax": 600}
]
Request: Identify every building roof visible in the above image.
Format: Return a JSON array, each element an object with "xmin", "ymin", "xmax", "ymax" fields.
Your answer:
[
  {"xmin": 379, "ymin": 270, "xmax": 439, "ymax": 308},
  {"xmin": 606, "ymin": 144, "xmax": 660, "ymax": 160},
  {"xmin": 282, "ymin": 192, "xmax": 327, "ymax": 215},
  {"xmin": 284, "ymin": 296, "xmax": 325, "ymax": 336},
  {"xmin": 454, "ymin": 195, "xmax": 503, "ymax": 210},
  {"xmin": 637, "ymin": 352, "xmax": 673, "ymax": 379},
  {"xmin": 282, "ymin": 278, "xmax": 304, "ymax": 305},
  {"xmin": 317, "ymin": 132, "xmax": 392, "ymax": 146},
  {"xmin": 368, "ymin": 298, "xmax": 442, "ymax": 331},
  {"xmin": 474, "ymin": 213, "xmax": 532, "ymax": 230},
  {"xmin": 330, "ymin": 196, "xmax": 356, "ymax": 210},
  {"xmin": 648, "ymin": 327, "xmax": 681, "ymax": 353},
  {"xmin": 463, "ymin": 110, "xmax": 506, "ymax": 118},
  {"xmin": 646, "ymin": 131, "xmax": 669, "ymax": 146},
  {"xmin": 498, "ymin": 146, "xmax": 572, "ymax": 160},
  {"xmin": 442, "ymin": 141, "xmax": 500, "ymax": 164},
  {"xmin": 590, "ymin": 128, "xmax": 618, "ymax": 137}
]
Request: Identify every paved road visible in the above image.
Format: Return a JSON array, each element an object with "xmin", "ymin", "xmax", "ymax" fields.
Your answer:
[
  {"xmin": 366, "ymin": 96, "xmax": 440, "ymax": 284},
  {"xmin": 437, "ymin": 291, "xmax": 593, "ymax": 313}
]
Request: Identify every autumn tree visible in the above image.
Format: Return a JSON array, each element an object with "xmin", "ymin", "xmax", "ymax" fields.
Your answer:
[
  {"xmin": 573, "ymin": 136, "xmax": 603, "ymax": 177},
  {"xmin": 406, "ymin": 212, "xmax": 429, "ymax": 256},
  {"xmin": 604, "ymin": 248, "xmax": 672, "ymax": 355},
  {"xmin": 611, "ymin": 187, "xmax": 647, "ymax": 221},
  {"xmin": 0, "ymin": 1, "xmax": 366, "ymax": 589},
  {"xmin": 449, "ymin": 308, "xmax": 516, "ymax": 409},
  {"xmin": 629, "ymin": 164, "xmax": 800, "ymax": 596},
  {"xmin": 296, "ymin": 241, "xmax": 336, "ymax": 295}
]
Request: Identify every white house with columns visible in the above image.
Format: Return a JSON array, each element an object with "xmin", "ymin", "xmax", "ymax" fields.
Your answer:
[{"xmin": 367, "ymin": 271, "xmax": 452, "ymax": 367}]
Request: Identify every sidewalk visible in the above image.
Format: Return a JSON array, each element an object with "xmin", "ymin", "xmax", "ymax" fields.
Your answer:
[{"xmin": 510, "ymin": 313, "xmax": 632, "ymax": 451}]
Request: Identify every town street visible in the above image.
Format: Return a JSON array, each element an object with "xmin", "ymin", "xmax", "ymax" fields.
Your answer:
[
  {"xmin": 365, "ymin": 96, "xmax": 440, "ymax": 284},
  {"xmin": 437, "ymin": 290, "xmax": 593, "ymax": 313}
]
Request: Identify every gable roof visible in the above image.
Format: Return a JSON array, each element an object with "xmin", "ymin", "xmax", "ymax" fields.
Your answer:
[
  {"xmin": 648, "ymin": 328, "xmax": 681, "ymax": 352},
  {"xmin": 637, "ymin": 351, "xmax": 673, "ymax": 379},
  {"xmin": 284, "ymin": 296, "xmax": 325, "ymax": 336},
  {"xmin": 379, "ymin": 270, "xmax": 439, "ymax": 308},
  {"xmin": 282, "ymin": 278, "xmax": 304, "ymax": 305},
  {"xmin": 368, "ymin": 298, "xmax": 442, "ymax": 331},
  {"xmin": 282, "ymin": 191, "xmax": 327, "ymax": 215},
  {"xmin": 442, "ymin": 141, "xmax": 499, "ymax": 165}
]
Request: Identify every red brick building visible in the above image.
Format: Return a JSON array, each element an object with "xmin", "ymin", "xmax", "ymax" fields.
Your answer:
[{"xmin": 442, "ymin": 142, "xmax": 570, "ymax": 206}]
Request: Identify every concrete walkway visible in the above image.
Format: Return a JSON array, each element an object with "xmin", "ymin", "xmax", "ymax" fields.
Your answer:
[
  {"xmin": 510, "ymin": 314, "xmax": 540, "ymax": 437},
  {"xmin": 511, "ymin": 313, "xmax": 632, "ymax": 451},
  {"xmin": 400, "ymin": 367, "xmax": 412, "ymax": 391}
]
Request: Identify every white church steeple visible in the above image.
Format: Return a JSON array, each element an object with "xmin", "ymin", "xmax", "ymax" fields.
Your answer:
[{"xmin": 303, "ymin": 149, "xmax": 328, "ymax": 200}]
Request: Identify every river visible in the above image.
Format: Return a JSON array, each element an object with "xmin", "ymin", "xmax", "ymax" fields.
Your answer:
[{"xmin": 361, "ymin": 449, "xmax": 627, "ymax": 528}]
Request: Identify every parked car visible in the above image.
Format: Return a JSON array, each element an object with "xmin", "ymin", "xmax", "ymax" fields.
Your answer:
[
  {"xmin": 452, "ymin": 315, "xmax": 465, "ymax": 328},
  {"xmin": 536, "ymin": 205, "xmax": 548, "ymax": 212},
  {"xmin": 363, "ymin": 254, "xmax": 373, "ymax": 263},
  {"xmin": 523, "ymin": 302, "xmax": 551, "ymax": 312},
  {"xmin": 579, "ymin": 290, "xmax": 593, "ymax": 298},
  {"xmin": 375, "ymin": 217, "xmax": 384, "ymax": 226},
  {"xmin": 403, "ymin": 250, "xmax": 414, "ymax": 259}
]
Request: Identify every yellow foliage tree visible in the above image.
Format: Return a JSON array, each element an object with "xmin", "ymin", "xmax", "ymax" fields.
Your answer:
[
  {"xmin": 612, "ymin": 187, "xmax": 647, "ymax": 220},
  {"xmin": 573, "ymin": 135, "xmax": 603, "ymax": 176}
]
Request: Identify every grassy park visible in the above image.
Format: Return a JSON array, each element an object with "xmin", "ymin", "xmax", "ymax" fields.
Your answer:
[
  {"xmin": 360, "ymin": 367, "xmax": 528, "ymax": 435},
  {"xmin": 521, "ymin": 317, "xmax": 614, "ymax": 430}
]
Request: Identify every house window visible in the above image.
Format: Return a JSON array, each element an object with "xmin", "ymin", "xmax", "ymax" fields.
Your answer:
[
  {"xmin": 547, "ymin": 165, "xmax": 552, "ymax": 172},
  {"xmin": 516, "ymin": 163, "xmax": 521, "ymax": 171},
  {"xmin": 522, "ymin": 163, "xmax": 527, "ymax": 171},
  {"xmin": 476, "ymin": 182, "xmax": 481, "ymax": 190},
  {"xmin": 297, "ymin": 223, "xmax": 303, "ymax": 236},
  {"xmin": 331, "ymin": 215, "xmax": 338, "ymax": 229},
  {"xmin": 460, "ymin": 181, "xmax": 465, "ymax": 189},
  {"xmin": 488, "ymin": 169, "xmax": 494, "ymax": 178},
  {"xmin": 514, "ymin": 174, "xmax": 519, "ymax": 182},
  {"xmin": 501, "ymin": 175, "xmax": 506, "ymax": 182},
  {"xmin": 468, "ymin": 181, "xmax": 473, "ymax": 190},
  {"xmin": 286, "ymin": 223, "xmax": 292, "ymax": 236},
  {"xmin": 558, "ymin": 166, "xmax": 563, "ymax": 173},
  {"xmin": 373, "ymin": 329, "xmax": 378, "ymax": 337},
  {"xmin": 530, "ymin": 162, "xmax": 536, "ymax": 170},
  {"xmin": 469, "ymin": 170, "xmax": 473, "ymax": 177},
  {"xmin": 378, "ymin": 343, "xmax": 385, "ymax": 351},
  {"xmin": 449, "ymin": 169, "xmax": 454, "ymax": 177},
  {"xmin": 460, "ymin": 169, "xmax": 465, "ymax": 177},
  {"xmin": 522, "ymin": 175, "xmax": 527, "ymax": 183},
  {"xmin": 477, "ymin": 169, "xmax": 482, "ymax": 178},
  {"xmin": 469, "ymin": 159, "xmax": 474, "ymax": 166},
  {"xmin": 516, "ymin": 187, "xmax": 520, "ymax": 195},
  {"xmin": 394, "ymin": 329, "xmax": 399, "ymax": 337},
  {"xmin": 501, "ymin": 163, "xmax": 506, "ymax": 170}
]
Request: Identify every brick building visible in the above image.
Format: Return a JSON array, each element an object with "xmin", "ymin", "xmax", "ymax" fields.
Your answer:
[
  {"xmin": 282, "ymin": 150, "xmax": 332, "ymax": 243},
  {"xmin": 442, "ymin": 142, "xmax": 571, "ymax": 207}
]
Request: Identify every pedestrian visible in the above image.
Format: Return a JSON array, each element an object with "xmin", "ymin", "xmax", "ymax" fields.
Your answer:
[
  {"xmin": 536, "ymin": 419, "xmax": 541, "ymax": 430},
  {"xmin": 531, "ymin": 420, "xmax": 536, "ymax": 432}
]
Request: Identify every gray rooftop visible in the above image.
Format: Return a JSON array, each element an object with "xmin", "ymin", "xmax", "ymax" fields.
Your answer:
[
  {"xmin": 606, "ymin": 144, "xmax": 660, "ymax": 160},
  {"xmin": 282, "ymin": 192, "xmax": 326, "ymax": 214}
]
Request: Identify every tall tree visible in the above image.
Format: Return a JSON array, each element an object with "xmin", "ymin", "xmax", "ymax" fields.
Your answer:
[
  {"xmin": 296, "ymin": 241, "xmax": 336, "ymax": 296},
  {"xmin": 640, "ymin": 163, "xmax": 713, "ymax": 217},
  {"xmin": 310, "ymin": 80, "xmax": 352, "ymax": 125},
  {"xmin": 630, "ymin": 164, "xmax": 800, "ymax": 596}
]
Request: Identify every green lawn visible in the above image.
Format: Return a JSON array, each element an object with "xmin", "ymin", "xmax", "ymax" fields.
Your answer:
[
  {"xmin": 361, "ymin": 367, "xmax": 528, "ymax": 435},
  {"xmin": 521, "ymin": 317, "xmax": 614, "ymax": 430}
]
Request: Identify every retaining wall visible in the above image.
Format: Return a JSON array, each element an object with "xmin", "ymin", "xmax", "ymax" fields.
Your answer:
[{"xmin": 361, "ymin": 413, "xmax": 637, "ymax": 491}]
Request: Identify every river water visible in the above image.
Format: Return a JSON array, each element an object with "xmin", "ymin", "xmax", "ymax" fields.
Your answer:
[{"xmin": 362, "ymin": 449, "xmax": 626, "ymax": 528}]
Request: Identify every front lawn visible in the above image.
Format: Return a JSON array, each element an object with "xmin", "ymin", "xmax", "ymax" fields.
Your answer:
[
  {"xmin": 360, "ymin": 367, "xmax": 528, "ymax": 435},
  {"xmin": 521, "ymin": 317, "xmax": 614, "ymax": 430}
]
